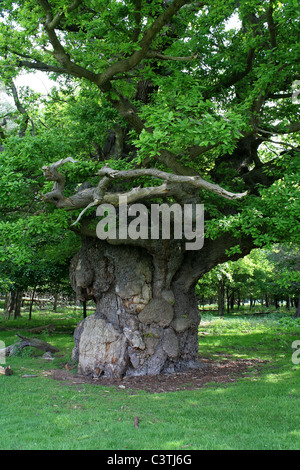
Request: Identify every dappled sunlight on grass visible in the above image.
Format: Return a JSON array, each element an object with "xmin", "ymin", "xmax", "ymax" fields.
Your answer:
[
  {"xmin": 149, "ymin": 394, "xmax": 167, "ymax": 401},
  {"xmin": 198, "ymin": 313, "xmax": 300, "ymax": 365},
  {"xmin": 261, "ymin": 366, "xmax": 299, "ymax": 384},
  {"xmin": 289, "ymin": 430, "xmax": 300, "ymax": 438},
  {"xmin": 263, "ymin": 373, "xmax": 284, "ymax": 383}
]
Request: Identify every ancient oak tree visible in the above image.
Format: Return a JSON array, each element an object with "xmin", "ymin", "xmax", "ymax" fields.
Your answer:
[{"xmin": 0, "ymin": 0, "xmax": 299, "ymax": 376}]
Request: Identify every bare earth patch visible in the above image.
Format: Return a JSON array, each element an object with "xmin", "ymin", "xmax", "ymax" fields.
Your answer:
[{"xmin": 50, "ymin": 357, "xmax": 267, "ymax": 393}]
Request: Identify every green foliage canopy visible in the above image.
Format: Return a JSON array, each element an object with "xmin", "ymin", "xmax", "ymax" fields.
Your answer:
[{"xmin": 0, "ymin": 0, "xmax": 299, "ymax": 291}]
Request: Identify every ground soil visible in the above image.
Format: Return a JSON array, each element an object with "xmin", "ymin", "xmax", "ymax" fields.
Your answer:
[{"xmin": 50, "ymin": 356, "xmax": 267, "ymax": 393}]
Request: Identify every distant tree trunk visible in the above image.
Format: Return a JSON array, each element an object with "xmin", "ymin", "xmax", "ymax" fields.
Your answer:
[
  {"xmin": 14, "ymin": 290, "xmax": 23, "ymax": 319},
  {"xmin": 226, "ymin": 286, "xmax": 230, "ymax": 314},
  {"xmin": 28, "ymin": 287, "xmax": 36, "ymax": 320},
  {"xmin": 4, "ymin": 292, "xmax": 11, "ymax": 319},
  {"xmin": 53, "ymin": 291, "xmax": 59, "ymax": 312},
  {"xmin": 218, "ymin": 278, "xmax": 225, "ymax": 316},
  {"xmin": 295, "ymin": 294, "xmax": 300, "ymax": 318},
  {"xmin": 265, "ymin": 294, "xmax": 269, "ymax": 308},
  {"xmin": 8, "ymin": 290, "xmax": 16, "ymax": 317},
  {"xmin": 237, "ymin": 290, "xmax": 241, "ymax": 310},
  {"xmin": 8, "ymin": 289, "xmax": 23, "ymax": 318},
  {"xmin": 230, "ymin": 291, "xmax": 235, "ymax": 310}
]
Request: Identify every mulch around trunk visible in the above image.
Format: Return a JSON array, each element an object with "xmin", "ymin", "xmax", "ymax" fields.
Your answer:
[{"xmin": 50, "ymin": 356, "xmax": 267, "ymax": 393}]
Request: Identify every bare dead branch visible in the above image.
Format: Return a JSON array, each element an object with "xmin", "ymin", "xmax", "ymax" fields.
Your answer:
[
  {"xmin": 41, "ymin": 157, "xmax": 247, "ymax": 231},
  {"xmin": 42, "ymin": 157, "xmax": 247, "ymax": 217},
  {"xmin": 71, "ymin": 199, "xmax": 101, "ymax": 226},
  {"xmin": 42, "ymin": 157, "xmax": 78, "ymax": 205},
  {"xmin": 97, "ymin": 166, "xmax": 248, "ymax": 200},
  {"xmin": 102, "ymin": 183, "xmax": 169, "ymax": 206}
]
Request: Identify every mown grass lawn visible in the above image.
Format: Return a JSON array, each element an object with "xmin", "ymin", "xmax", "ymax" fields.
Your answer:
[{"xmin": 0, "ymin": 308, "xmax": 299, "ymax": 450}]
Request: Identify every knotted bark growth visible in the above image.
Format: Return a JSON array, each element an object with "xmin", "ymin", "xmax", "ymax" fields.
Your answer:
[{"xmin": 70, "ymin": 236, "xmax": 201, "ymax": 378}]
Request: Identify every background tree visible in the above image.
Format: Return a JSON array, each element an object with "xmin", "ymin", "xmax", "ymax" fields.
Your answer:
[
  {"xmin": 196, "ymin": 245, "xmax": 300, "ymax": 315},
  {"xmin": 0, "ymin": 0, "xmax": 299, "ymax": 377}
]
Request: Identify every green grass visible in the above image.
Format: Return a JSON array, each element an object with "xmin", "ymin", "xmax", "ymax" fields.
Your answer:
[{"xmin": 0, "ymin": 308, "xmax": 300, "ymax": 450}]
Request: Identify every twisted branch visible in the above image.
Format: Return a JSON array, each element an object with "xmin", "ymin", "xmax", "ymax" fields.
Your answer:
[{"xmin": 41, "ymin": 159, "xmax": 247, "ymax": 225}]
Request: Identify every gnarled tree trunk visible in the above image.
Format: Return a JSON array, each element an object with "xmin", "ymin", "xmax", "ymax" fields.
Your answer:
[
  {"xmin": 70, "ymin": 237, "xmax": 201, "ymax": 378},
  {"xmin": 70, "ymin": 229, "xmax": 254, "ymax": 378}
]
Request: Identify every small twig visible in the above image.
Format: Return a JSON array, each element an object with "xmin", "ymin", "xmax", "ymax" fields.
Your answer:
[{"xmin": 71, "ymin": 199, "xmax": 100, "ymax": 226}]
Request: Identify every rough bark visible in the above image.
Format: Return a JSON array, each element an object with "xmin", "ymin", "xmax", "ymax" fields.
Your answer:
[
  {"xmin": 68, "ymin": 211, "xmax": 255, "ymax": 378},
  {"xmin": 70, "ymin": 237, "xmax": 202, "ymax": 378}
]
